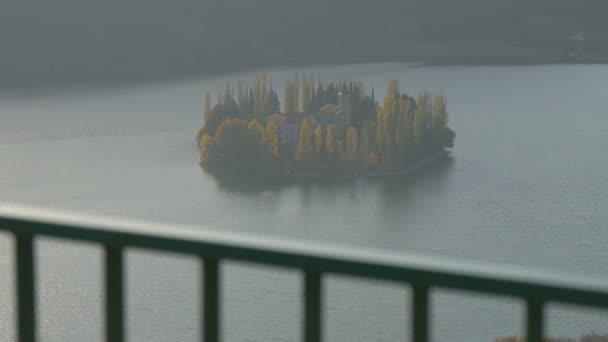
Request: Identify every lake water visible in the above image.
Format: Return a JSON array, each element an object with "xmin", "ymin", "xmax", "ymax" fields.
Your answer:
[{"xmin": 0, "ymin": 63, "xmax": 607, "ymax": 342}]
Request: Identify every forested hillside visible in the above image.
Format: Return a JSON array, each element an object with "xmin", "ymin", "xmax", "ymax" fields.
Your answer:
[{"xmin": 2, "ymin": 0, "xmax": 607, "ymax": 87}]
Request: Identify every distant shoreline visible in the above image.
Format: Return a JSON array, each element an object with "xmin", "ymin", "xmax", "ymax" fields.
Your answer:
[
  {"xmin": 4, "ymin": 42, "xmax": 608, "ymax": 92},
  {"xmin": 205, "ymin": 151, "xmax": 451, "ymax": 182}
]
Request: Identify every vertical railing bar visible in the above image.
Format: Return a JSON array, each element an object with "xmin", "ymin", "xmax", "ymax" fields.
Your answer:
[
  {"xmin": 303, "ymin": 271, "xmax": 322, "ymax": 342},
  {"xmin": 202, "ymin": 258, "xmax": 220, "ymax": 342},
  {"xmin": 105, "ymin": 245, "xmax": 125, "ymax": 342},
  {"xmin": 526, "ymin": 299, "xmax": 544, "ymax": 342},
  {"xmin": 411, "ymin": 285, "xmax": 429, "ymax": 342},
  {"xmin": 15, "ymin": 233, "xmax": 36, "ymax": 342}
]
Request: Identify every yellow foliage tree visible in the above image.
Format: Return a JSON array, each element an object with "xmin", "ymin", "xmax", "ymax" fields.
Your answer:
[
  {"xmin": 265, "ymin": 121, "xmax": 279, "ymax": 157},
  {"xmin": 294, "ymin": 119, "xmax": 313, "ymax": 161},
  {"xmin": 204, "ymin": 89, "xmax": 212, "ymax": 121},
  {"xmin": 199, "ymin": 135, "xmax": 215, "ymax": 164},
  {"xmin": 433, "ymin": 92, "xmax": 448, "ymax": 128},
  {"xmin": 247, "ymin": 119, "xmax": 266, "ymax": 145}
]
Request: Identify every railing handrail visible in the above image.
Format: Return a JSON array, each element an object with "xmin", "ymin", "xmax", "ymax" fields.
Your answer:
[{"xmin": 1, "ymin": 204, "xmax": 608, "ymax": 308}]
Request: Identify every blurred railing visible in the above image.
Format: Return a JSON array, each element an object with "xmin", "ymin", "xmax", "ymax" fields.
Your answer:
[{"xmin": 1, "ymin": 206, "xmax": 608, "ymax": 342}]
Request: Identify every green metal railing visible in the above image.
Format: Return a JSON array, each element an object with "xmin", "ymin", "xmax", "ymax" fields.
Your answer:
[{"xmin": 1, "ymin": 206, "xmax": 608, "ymax": 342}]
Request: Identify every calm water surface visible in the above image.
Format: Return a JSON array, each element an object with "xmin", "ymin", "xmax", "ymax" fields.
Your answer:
[{"xmin": 0, "ymin": 63, "xmax": 607, "ymax": 341}]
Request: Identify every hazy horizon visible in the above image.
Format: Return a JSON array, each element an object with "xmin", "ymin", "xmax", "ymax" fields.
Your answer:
[{"xmin": 3, "ymin": 1, "xmax": 608, "ymax": 87}]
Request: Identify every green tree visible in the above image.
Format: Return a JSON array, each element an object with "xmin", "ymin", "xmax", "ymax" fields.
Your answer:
[
  {"xmin": 360, "ymin": 127, "xmax": 370, "ymax": 160},
  {"xmin": 366, "ymin": 152, "xmax": 380, "ymax": 169},
  {"xmin": 215, "ymin": 119, "xmax": 270, "ymax": 168},
  {"xmin": 314, "ymin": 124, "xmax": 323, "ymax": 157},
  {"xmin": 386, "ymin": 76, "xmax": 400, "ymax": 98},
  {"xmin": 293, "ymin": 74, "xmax": 300, "ymax": 112},
  {"xmin": 395, "ymin": 96, "xmax": 412, "ymax": 148},
  {"xmin": 201, "ymin": 104, "xmax": 232, "ymax": 136},
  {"xmin": 413, "ymin": 92, "xmax": 432, "ymax": 144},
  {"xmin": 204, "ymin": 89, "xmax": 212, "ymax": 122},
  {"xmin": 441, "ymin": 127, "xmax": 456, "ymax": 149},
  {"xmin": 334, "ymin": 139, "xmax": 346, "ymax": 162},
  {"xmin": 236, "ymin": 80, "xmax": 247, "ymax": 116},
  {"xmin": 284, "ymin": 80, "xmax": 297, "ymax": 113},
  {"xmin": 325, "ymin": 124, "xmax": 336, "ymax": 158},
  {"xmin": 346, "ymin": 126, "xmax": 358, "ymax": 161},
  {"xmin": 376, "ymin": 106, "xmax": 392, "ymax": 156}
]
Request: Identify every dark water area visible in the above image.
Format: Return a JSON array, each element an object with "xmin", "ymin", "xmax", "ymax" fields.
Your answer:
[
  {"xmin": 206, "ymin": 157, "xmax": 455, "ymax": 200},
  {"xmin": 0, "ymin": 63, "xmax": 607, "ymax": 341},
  {"xmin": 3, "ymin": 0, "xmax": 608, "ymax": 89}
]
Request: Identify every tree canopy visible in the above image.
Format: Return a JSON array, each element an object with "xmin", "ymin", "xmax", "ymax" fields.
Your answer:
[{"xmin": 198, "ymin": 72, "xmax": 455, "ymax": 175}]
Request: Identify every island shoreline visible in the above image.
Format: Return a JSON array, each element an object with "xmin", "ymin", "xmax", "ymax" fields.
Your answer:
[{"xmin": 280, "ymin": 150, "xmax": 451, "ymax": 180}]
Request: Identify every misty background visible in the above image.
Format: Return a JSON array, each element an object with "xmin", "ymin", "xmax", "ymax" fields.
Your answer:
[{"xmin": 2, "ymin": 0, "xmax": 608, "ymax": 88}]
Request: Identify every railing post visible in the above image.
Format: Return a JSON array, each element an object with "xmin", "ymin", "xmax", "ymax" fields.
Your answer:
[
  {"xmin": 202, "ymin": 258, "xmax": 220, "ymax": 342},
  {"xmin": 526, "ymin": 299, "xmax": 544, "ymax": 342},
  {"xmin": 303, "ymin": 271, "xmax": 322, "ymax": 342},
  {"xmin": 411, "ymin": 285, "xmax": 429, "ymax": 342},
  {"xmin": 15, "ymin": 233, "xmax": 36, "ymax": 342},
  {"xmin": 105, "ymin": 245, "xmax": 125, "ymax": 342}
]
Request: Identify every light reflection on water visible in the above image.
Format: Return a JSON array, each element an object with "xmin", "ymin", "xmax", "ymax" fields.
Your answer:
[{"xmin": 0, "ymin": 63, "xmax": 607, "ymax": 341}]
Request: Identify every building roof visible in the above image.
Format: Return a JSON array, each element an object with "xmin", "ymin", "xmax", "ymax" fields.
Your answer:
[
  {"xmin": 284, "ymin": 112, "xmax": 315, "ymax": 125},
  {"xmin": 319, "ymin": 104, "xmax": 343, "ymax": 116},
  {"xmin": 267, "ymin": 113, "xmax": 287, "ymax": 124}
]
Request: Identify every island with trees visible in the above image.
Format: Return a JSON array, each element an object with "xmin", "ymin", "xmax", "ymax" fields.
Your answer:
[{"xmin": 197, "ymin": 72, "xmax": 455, "ymax": 179}]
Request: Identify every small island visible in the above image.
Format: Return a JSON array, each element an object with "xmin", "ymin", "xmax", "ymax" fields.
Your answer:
[{"xmin": 197, "ymin": 72, "xmax": 455, "ymax": 179}]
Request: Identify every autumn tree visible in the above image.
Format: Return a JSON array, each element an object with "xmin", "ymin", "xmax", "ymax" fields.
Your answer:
[
  {"xmin": 204, "ymin": 89, "xmax": 212, "ymax": 122},
  {"xmin": 294, "ymin": 119, "xmax": 313, "ymax": 161},
  {"xmin": 201, "ymin": 104, "xmax": 232, "ymax": 137},
  {"xmin": 376, "ymin": 104, "xmax": 392, "ymax": 156},
  {"xmin": 215, "ymin": 119, "xmax": 271, "ymax": 168},
  {"xmin": 247, "ymin": 119, "xmax": 266, "ymax": 146},
  {"xmin": 199, "ymin": 135, "xmax": 215, "ymax": 164},
  {"xmin": 252, "ymin": 72, "xmax": 267, "ymax": 113},
  {"xmin": 386, "ymin": 76, "xmax": 400, "ymax": 98},
  {"xmin": 265, "ymin": 121, "xmax": 279, "ymax": 157},
  {"xmin": 236, "ymin": 80, "xmax": 248, "ymax": 116},
  {"xmin": 197, "ymin": 74, "xmax": 455, "ymax": 173},
  {"xmin": 432, "ymin": 92, "xmax": 448, "ymax": 129},
  {"xmin": 301, "ymin": 77, "xmax": 315, "ymax": 112}
]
